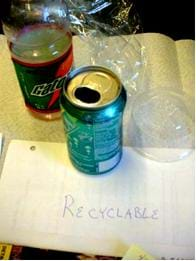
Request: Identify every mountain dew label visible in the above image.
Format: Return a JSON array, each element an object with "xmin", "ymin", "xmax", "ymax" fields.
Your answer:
[
  {"xmin": 62, "ymin": 108, "xmax": 123, "ymax": 174},
  {"xmin": 10, "ymin": 24, "xmax": 73, "ymax": 113}
]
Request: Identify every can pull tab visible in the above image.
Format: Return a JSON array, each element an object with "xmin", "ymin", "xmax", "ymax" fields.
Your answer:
[{"xmin": 74, "ymin": 86, "xmax": 101, "ymax": 104}]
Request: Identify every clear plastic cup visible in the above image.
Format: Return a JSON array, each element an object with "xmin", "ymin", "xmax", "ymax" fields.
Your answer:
[{"xmin": 129, "ymin": 89, "xmax": 195, "ymax": 162}]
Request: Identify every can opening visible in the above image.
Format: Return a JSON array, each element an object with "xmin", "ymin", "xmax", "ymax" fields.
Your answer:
[{"xmin": 75, "ymin": 87, "xmax": 101, "ymax": 103}]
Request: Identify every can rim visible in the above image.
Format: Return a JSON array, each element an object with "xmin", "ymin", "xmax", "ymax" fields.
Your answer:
[{"xmin": 63, "ymin": 65, "xmax": 122, "ymax": 110}]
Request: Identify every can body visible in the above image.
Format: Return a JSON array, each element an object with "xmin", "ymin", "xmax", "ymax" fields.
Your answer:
[{"xmin": 60, "ymin": 66, "xmax": 126, "ymax": 174}]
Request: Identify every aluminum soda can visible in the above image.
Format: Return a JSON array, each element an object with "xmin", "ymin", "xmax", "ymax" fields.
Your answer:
[{"xmin": 60, "ymin": 66, "xmax": 127, "ymax": 175}]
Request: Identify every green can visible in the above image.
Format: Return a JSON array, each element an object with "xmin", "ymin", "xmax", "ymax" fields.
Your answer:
[{"xmin": 60, "ymin": 66, "xmax": 127, "ymax": 175}]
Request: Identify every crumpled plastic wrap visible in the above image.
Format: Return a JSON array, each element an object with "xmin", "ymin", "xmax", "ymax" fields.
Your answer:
[
  {"xmin": 66, "ymin": 0, "xmax": 146, "ymax": 98},
  {"xmin": 66, "ymin": 0, "xmax": 143, "ymax": 36}
]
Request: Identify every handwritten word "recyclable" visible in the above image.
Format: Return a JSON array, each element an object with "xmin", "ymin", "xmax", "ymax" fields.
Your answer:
[{"xmin": 62, "ymin": 194, "xmax": 159, "ymax": 220}]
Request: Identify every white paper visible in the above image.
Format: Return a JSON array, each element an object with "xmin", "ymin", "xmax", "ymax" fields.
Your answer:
[{"xmin": 0, "ymin": 140, "xmax": 194, "ymax": 259}]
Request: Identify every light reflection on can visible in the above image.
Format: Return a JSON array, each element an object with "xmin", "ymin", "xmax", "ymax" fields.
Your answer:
[{"xmin": 60, "ymin": 66, "xmax": 127, "ymax": 175}]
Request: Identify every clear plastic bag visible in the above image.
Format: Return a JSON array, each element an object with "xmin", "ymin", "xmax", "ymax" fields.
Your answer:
[
  {"xmin": 66, "ymin": 0, "xmax": 146, "ymax": 97},
  {"xmin": 66, "ymin": 0, "xmax": 143, "ymax": 36}
]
